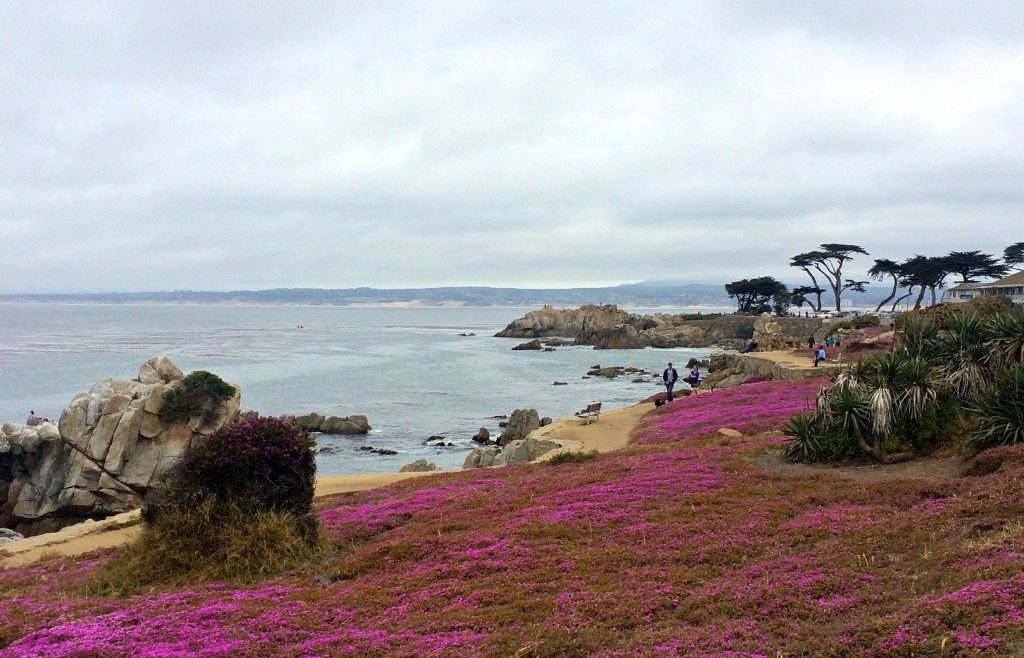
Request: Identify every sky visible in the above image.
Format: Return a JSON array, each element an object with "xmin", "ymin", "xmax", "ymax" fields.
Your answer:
[{"xmin": 2, "ymin": 1, "xmax": 1023, "ymax": 293}]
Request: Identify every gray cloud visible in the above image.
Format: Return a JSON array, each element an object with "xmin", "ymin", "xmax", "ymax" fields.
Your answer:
[{"xmin": 2, "ymin": 1, "xmax": 1022, "ymax": 293}]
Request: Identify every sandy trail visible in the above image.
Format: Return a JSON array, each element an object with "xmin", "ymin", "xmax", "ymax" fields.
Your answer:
[{"xmin": 1, "ymin": 402, "xmax": 652, "ymax": 569}]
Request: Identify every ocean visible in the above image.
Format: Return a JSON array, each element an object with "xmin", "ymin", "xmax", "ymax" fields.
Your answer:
[{"xmin": 0, "ymin": 304, "xmax": 719, "ymax": 475}]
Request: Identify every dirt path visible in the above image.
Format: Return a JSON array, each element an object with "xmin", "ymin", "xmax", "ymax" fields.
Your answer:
[{"xmin": 752, "ymin": 451, "xmax": 969, "ymax": 482}]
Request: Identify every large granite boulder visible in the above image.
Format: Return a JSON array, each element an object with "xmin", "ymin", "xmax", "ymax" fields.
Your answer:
[
  {"xmin": 462, "ymin": 437, "xmax": 561, "ymax": 469},
  {"xmin": 0, "ymin": 357, "xmax": 240, "ymax": 536},
  {"xmin": 399, "ymin": 459, "xmax": 439, "ymax": 473},
  {"xmin": 497, "ymin": 409, "xmax": 540, "ymax": 447}
]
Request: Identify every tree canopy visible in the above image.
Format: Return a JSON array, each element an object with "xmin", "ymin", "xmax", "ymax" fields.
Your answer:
[
  {"xmin": 1004, "ymin": 242, "xmax": 1024, "ymax": 270},
  {"xmin": 943, "ymin": 251, "xmax": 1009, "ymax": 283},
  {"xmin": 791, "ymin": 244, "xmax": 869, "ymax": 311},
  {"xmin": 725, "ymin": 276, "xmax": 788, "ymax": 314}
]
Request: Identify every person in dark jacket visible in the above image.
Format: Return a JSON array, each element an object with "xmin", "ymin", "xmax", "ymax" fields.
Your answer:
[{"xmin": 663, "ymin": 362, "xmax": 679, "ymax": 401}]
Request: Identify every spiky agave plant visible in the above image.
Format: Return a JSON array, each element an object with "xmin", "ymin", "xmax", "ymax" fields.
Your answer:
[
  {"xmin": 897, "ymin": 315, "xmax": 941, "ymax": 362},
  {"xmin": 938, "ymin": 313, "xmax": 992, "ymax": 399},
  {"xmin": 986, "ymin": 310, "xmax": 1024, "ymax": 370},
  {"xmin": 863, "ymin": 352, "xmax": 904, "ymax": 438},
  {"xmin": 899, "ymin": 356, "xmax": 941, "ymax": 421},
  {"xmin": 829, "ymin": 388, "xmax": 876, "ymax": 459},
  {"xmin": 965, "ymin": 365, "xmax": 1024, "ymax": 449},
  {"xmin": 781, "ymin": 413, "xmax": 822, "ymax": 462}
]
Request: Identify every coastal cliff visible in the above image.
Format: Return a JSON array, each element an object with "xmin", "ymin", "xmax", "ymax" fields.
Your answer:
[{"xmin": 496, "ymin": 304, "xmax": 757, "ymax": 349}]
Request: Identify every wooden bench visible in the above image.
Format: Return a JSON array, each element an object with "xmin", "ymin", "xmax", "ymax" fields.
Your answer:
[
  {"xmin": 575, "ymin": 402, "xmax": 602, "ymax": 425},
  {"xmin": 830, "ymin": 352, "xmax": 844, "ymax": 365}
]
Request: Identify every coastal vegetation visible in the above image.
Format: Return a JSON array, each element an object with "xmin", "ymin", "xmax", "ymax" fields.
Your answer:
[
  {"xmin": 87, "ymin": 416, "xmax": 327, "ymax": 595},
  {"xmin": 157, "ymin": 370, "xmax": 236, "ymax": 424},
  {"xmin": 3, "ymin": 375, "xmax": 1024, "ymax": 655},
  {"xmin": 783, "ymin": 298, "xmax": 1024, "ymax": 464}
]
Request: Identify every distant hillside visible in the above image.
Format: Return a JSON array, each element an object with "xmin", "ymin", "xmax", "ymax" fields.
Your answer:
[{"xmin": 0, "ymin": 283, "xmax": 905, "ymax": 308}]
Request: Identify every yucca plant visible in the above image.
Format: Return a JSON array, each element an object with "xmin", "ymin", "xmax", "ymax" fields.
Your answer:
[
  {"xmin": 965, "ymin": 365, "xmax": 1024, "ymax": 449},
  {"xmin": 899, "ymin": 357, "xmax": 941, "ymax": 421},
  {"xmin": 938, "ymin": 313, "xmax": 992, "ymax": 399},
  {"xmin": 781, "ymin": 413, "xmax": 822, "ymax": 462},
  {"xmin": 897, "ymin": 315, "xmax": 941, "ymax": 362},
  {"xmin": 986, "ymin": 310, "xmax": 1024, "ymax": 369}
]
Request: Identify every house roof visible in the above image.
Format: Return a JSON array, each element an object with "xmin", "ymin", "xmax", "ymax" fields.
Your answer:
[
  {"xmin": 948, "ymin": 281, "xmax": 989, "ymax": 291},
  {"xmin": 992, "ymin": 271, "xmax": 1024, "ymax": 287}
]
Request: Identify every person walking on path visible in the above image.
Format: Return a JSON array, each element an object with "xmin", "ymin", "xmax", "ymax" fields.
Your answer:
[
  {"xmin": 663, "ymin": 362, "xmax": 679, "ymax": 401},
  {"xmin": 807, "ymin": 335, "xmax": 815, "ymax": 348}
]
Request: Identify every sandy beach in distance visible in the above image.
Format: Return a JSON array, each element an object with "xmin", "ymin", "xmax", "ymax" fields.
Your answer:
[{"xmin": 1, "ymin": 402, "xmax": 654, "ymax": 569}]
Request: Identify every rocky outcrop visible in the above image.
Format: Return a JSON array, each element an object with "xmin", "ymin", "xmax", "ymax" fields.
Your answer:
[
  {"xmin": 471, "ymin": 428, "xmax": 492, "ymax": 444},
  {"xmin": 752, "ymin": 314, "xmax": 823, "ymax": 351},
  {"xmin": 282, "ymin": 413, "xmax": 371, "ymax": 434},
  {"xmin": 0, "ymin": 357, "xmax": 240, "ymax": 536},
  {"xmin": 496, "ymin": 409, "xmax": 540, "ymax": 447},
  {"xmin": 496, "ymin": 304, "xmax": 758, "ymax": 349},
  {"xmin": 462, "ymin": 437, "xmax": 561, "ymax": 469},
  {"xmin": 496, "ymin": 304, "xmax": 635, "ymax": 339},
  {"xmin": 399, "ymin": 459, "xmax": 439, "ymax": 473},
  {"xmin": 511, "ymin": 339, "xmax": 543, "ymax": 351},
  {"xmin": 701, "ymin": 352, "xmax": 838, "ymax": 390}
]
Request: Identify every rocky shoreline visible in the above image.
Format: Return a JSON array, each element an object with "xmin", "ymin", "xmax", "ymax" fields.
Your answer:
[{"xmin": 497, "ymin": 304, "xmax": 826, "ymax": 351}]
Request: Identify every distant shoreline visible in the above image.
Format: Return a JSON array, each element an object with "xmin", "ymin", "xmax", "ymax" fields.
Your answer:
[{"xmin": 0, "ymin": 299, "xmax": 735, "ymax": 311}]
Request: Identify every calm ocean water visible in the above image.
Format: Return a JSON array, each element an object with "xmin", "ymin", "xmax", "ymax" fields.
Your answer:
[{"xmin": 0, "ymin": 304, "xmax": 720, "ymax": 475}]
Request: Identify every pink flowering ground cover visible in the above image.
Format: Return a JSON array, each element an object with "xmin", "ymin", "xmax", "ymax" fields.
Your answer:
[{"xmin": 3, "ymin": 378, "xmax": 1024, "ymax": 656}]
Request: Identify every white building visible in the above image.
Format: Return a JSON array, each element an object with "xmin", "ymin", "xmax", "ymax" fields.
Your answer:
[{"xmin": 943, "ymin": 272, "xmax": 1024, "ymax": 305}]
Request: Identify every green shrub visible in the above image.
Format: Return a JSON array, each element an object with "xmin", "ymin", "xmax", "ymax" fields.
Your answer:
[
  {"xmin": 546, "ymin": 450, "xmax": 599, "ymax": 466},
  {"xmin": 816, "ymin": 426, "xmax": 861, "ymax": 461},
  {"xmin": 92, "ymin": 416, "xmax": 327, "ymax": 595},
  {"xmin": 158, "ymin": 370, "xmax": 236, "ymax": 424},
  {"xmin": 781, "ymin": 414, "xmax": 821, "ymax": 462},
  {"xmin": 888, "ymin": 393, "xmax": 960, "ymax": 452},
  {"xmin": 148, "ymin": 416, "xmax": 317, "ymax": 520},
  {"xmin": 966, "ymin": 365, "xmax": 1024, "ymax": 449}
]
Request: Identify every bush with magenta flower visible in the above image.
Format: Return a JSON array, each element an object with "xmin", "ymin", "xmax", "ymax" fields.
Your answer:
[
  {"xmin": 172, "ymin": 415, "xmax": 316, "ymax": 517},
  {"xmin": 95, "ymin": 417, "xmax": 325, "ymax": 594}
]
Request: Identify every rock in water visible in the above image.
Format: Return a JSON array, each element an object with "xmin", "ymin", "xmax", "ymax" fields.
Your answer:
[{"xmin": 496, "ymin": 409, "xmax": 540, "ymax": 447}]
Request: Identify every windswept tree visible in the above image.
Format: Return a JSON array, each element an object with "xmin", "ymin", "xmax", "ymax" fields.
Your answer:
[
  {"xmin": 868, "ymin": 258, "xmax": 904, "ymax": 312},
  {"xmin": 791, "ymin": 244, "xmax": 869, "ymax": 312},
  {"xmin": 901, "ymin": 255, "xmax": 950, "ymax": 309},
  {"xmin": 789, "ymin": 253, "xmax": 826, "ymax": 311},
  {"xmin": 1004, "ymin": 242, "xmax": 1024, "ymax": 271},
  {"xmin": 725, "ymin": 276, "xmax": 788, "ymax": 315},
  {"xmin": 944, "ymin": 251, "xmax": 1009, "ymax": 284},
  {"xmin": 791, "ymin": 285, "xmax": 823, "ymax": 312}
]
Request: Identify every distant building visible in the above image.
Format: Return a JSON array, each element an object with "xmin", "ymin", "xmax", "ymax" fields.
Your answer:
[{"xmin": 943, "ymin": 271, "xmax": 1024, "ymax": 305}]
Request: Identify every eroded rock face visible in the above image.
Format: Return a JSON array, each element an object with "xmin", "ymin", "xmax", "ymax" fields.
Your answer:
[{"xmin": 0, "ymin": 357, "xmax": 240, "ymax": 536}]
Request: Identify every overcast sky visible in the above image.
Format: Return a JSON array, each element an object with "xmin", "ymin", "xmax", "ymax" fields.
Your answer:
[{"xmin": 2, "ymin": 1, "xmax": 1022, "ymax": 293}]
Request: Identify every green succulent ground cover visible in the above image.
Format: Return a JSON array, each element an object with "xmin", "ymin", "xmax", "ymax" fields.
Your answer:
[{"xmin": 2, "ymin": 378, "xmax": 1023, "ymax": 656}]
